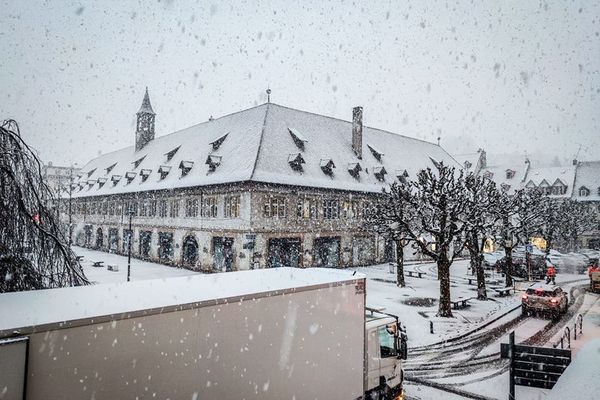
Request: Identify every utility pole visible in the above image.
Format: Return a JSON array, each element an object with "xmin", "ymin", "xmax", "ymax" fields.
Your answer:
[
  {"xmin": 127, "ymin": 206, "xmax": 133, "ymax": 282},
  {"xmin": 68, "ymin": 166, "xmax": 74, "ymax": 247}
]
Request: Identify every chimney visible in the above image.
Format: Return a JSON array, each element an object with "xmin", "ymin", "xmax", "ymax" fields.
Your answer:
[
  {"xmin": 352, "ymin": 106, "xmax": 363, "ymax": 159},
  {"xmin": 572, "ymin": 159, "xmax": 578, "ymax": 166}
]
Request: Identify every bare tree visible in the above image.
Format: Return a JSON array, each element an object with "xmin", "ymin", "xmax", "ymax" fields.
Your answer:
[
  {"xmin": 556, "ymin": 200, "xmax": 597, "ymax": 252},
  {"xmin": 496, "ymin": 189, "xmax": 545, "ymax": 287},
  {"xmin": 392, "ymin": 163, "xmax": 468, "ymax": 317},
  {"xmin": 462, "ymin": 174, "xmax": 501, "ymax": 300},
  {"xmin": 0, "ymin": 119, "xmax": 88, "ymax": 292},
  {"xmin": 366, "ymin": 179, "xmax": 415, "ymax": 287}
]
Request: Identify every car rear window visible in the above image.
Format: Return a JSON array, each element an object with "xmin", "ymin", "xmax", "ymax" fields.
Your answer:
[{"xmin": 526, "ymin": 288, "xmax": 552, "ymax": 296}]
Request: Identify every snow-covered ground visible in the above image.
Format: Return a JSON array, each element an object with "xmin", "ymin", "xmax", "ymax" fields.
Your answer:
[
  {"xmin": 72, "ymin": 247, "xmax": 599, "ymax": 400},
  {"xmin": 73, "ymin": 246, "xmax": 200, "ymax": 283}
]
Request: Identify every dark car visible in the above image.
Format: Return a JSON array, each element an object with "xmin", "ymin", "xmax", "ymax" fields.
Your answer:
[{"xmin": 521, "ymin": 283, "xmax": 569, "ymax": 319}]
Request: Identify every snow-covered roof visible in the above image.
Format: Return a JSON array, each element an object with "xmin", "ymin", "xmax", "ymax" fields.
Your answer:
[
  {"xmin": 72, "ymin": 103, "xmax": 460, "ymax": 198},
  {"xmin": 572, "ymin": 161, "xmax": 600, "ymax": 201},
  {"xmin": 479, "ymin": 160, "xmax": 529, "ymax": 195},
  {"xmin": 524, "ymin": 165, "xmax": 576, "ymax": 198},
  {"xmin": 452, "ymin": 152, "xmax": 481, "ymax": 173},
  {"xmin": 0, "ymin": 267, "xmax": 364, "ymax": 336}
]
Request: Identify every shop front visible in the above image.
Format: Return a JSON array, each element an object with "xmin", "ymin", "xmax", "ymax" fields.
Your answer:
[
  {"xmin": 267, "ymin": 237, "xmax": 301, "ymax": 268},
  {"xmin": 314, "ymin": 236, "xmax": 341, "ymax": 268}
]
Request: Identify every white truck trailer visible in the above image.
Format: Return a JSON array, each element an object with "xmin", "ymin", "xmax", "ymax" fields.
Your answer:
[{"xmin": 0, "ymin": 267, "xmax": 406, "ymax": 400}]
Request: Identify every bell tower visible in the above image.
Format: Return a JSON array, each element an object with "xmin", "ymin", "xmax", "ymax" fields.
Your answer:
[{"xmin": 135, "ymin": 87, "xmax": 155, "ymax": 151}]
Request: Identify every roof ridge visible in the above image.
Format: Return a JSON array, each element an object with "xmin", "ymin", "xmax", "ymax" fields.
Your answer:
[{"xmin": 249, "ymin": 103, "xmax": 270, "ymax": 180}]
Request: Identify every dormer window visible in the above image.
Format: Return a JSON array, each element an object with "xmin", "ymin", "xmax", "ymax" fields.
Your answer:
[
  {"xmin": 597, "ymin": 187, "xmax": 600, "ymax": 196},
  {"xmin": 367, "ymin": 144, "xmax": 384, "ymax": 162},
  {"xmin": 288, "ymin": 128, "xmax": 308, "ymax": 151},
  {"xmin": 158, "ymin": 165, "xmax": 171, "ymax": 180},
  {"xmin": 551, "ymin": 179, "xmax": 567, "ymax": 195},
  {"xmin": 140, "ymin": 169, "xmax": 152, "ymax": 182},
  {"xmin": 483, "ymin": 171, "xmax": 493, "ymax": 179},
  {"xmin": 505, "ymin": 169, "xmax": 515, "ymax": 179},
  {"xmin": 106, "ymin": 163, "xmax": 117, "ymax": 174},
  {"xmin": 111, "ymin": 175, "xmax": 122, "ymax": 186},
  {"xmin": 165, "ymin": 146, "xmax": 180, "ymax": 162},
  {"xmin": 396, "ymin": 170, "xmax": 409, "ymax": 183},
  {"xmin": 133, "ymin": 155, "xmax": 146, "ymax": 169},
  {"xmin": 205, "ymin": 155, "xmax": 222, "ymax": 172},
  {"xmin": 97, "ymin": 177, "xmax": 108, "ymax": 188},
  {"xmin": 87, "ymin": 179, "xmax": 95, "ymax": 188},
  {"xmin": 501, "ymin": 183, "xmax": 510, "ymax": 193},
  {"xmin": 320, "ymin": 159, "xmax": 335, "ymax": 176},
  {"xmin": 125, "ymin": 172, "xmax": 137, "ymax": 184},
  {"xmin": 288, "ymin": 153, "xmax": 305, "ymax": 171},
  {"xmin": 209, "ymin": 133, "xmax": 229, "ymax": 151},
  {"xmin": 579, "ymin": 186, "xmax": 590, "ymax": 197},
  {"xmin": 373, "ymin": 166, "xmax": 387, "ymax": 181},
  {"xmin": 179, "ymin": 161, "xmax": 194, "ymax": 177},
  {"xmin": 348, "ymin": 162, "xmax": 362, "ymax": 178},
  {"xmin": 525, "ymin": 180, "xmax": 536, "ymax": 189},
  {"xmin": 86, "ymin": 168, "xmax": 96, "ymax": 178},
  {"xmin": 464, "ymin": 161, "xmax": 472, "ymax": 170}
]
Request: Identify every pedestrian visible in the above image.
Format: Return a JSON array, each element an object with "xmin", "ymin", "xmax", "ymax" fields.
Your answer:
[{"xmin": 546, "ymin": 264, "xmax": 556, "ymax": 285}]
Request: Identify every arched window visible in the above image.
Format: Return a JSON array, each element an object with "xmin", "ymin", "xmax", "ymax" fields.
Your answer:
[
  {"xmin": 579, "ymin": 186, "xmax": 590, "ymax": 197},
  {"xmin": 182, "ymin": 235, "xmax": 198, "ymax": 268}
]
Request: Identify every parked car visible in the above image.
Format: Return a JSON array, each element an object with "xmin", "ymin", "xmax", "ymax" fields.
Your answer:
[
  {"xmin": 496, "ymin": 246, "xmax": 546, "ymax": 279},
  {"xmin": 483, "ymin": 251, "xmax": 505, "ymax": 269},
  {"xmin": 521, "ymin": 283, "xmax": 569, "ymax": 319}
]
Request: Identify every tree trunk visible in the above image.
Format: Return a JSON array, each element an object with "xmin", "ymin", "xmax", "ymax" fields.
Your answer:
[
  {"xmin": 437, "ymin": 251, "xmax": 453, "ymax": 317},
  {"xmin": 504, "ymin": 246, "xmax": 513, "ymax": 287},
  {"xmin": 475, "ymin": 253, "xmax": 487, "ymax": 300},
  {"xmin": 395, "ymin": 239, "xmax": 405, "ymax": 287}
]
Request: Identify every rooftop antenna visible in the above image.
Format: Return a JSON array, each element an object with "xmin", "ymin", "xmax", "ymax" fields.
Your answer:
[
  {"xmin": 436, "ymin": 136, "xmax": 441, "ymax": 146},
  {"xmin": 266, "ymin": 87, "xmax": 271, "ymax": 103}
]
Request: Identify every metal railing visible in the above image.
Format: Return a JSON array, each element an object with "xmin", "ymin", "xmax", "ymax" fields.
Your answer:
[{"xmin": 553, "ymin": 314, "xmax": 584, "ymax": 349}]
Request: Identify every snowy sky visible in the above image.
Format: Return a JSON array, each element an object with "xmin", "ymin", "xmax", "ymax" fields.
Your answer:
[{"xmin": 1, "ymin": 0, "xmax": 599, "ymax": 167}]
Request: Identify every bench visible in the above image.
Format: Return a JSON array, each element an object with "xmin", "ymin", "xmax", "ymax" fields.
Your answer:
[
  {"xmin": 451, "ymin": 297, "xmax": 472, "ymax": 310},
  {"xmin": 464, "ymin": 276, "xmax": 476, "ymax": 285},
  {"xmin": 490, "ymin": 286, "xmax": 513, "ymax": 297},
  {"xmin": 107, "ymin": 264, "xmax": 119, "ymax": 272},
  {"xmin": 92, "ymin": 261, "xmax": 104, "ymax": 268},
  {"xmin": 406, "ymin": 270, "xmax": 426, "ymax": 279}
]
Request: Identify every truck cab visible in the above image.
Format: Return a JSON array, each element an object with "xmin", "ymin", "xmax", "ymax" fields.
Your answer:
[{"xmin": 364, "ymin": 307, "xmax": 407, "ymax": 400}]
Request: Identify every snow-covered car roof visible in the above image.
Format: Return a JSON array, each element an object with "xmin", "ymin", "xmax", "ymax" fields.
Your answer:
[{"xmin": 526, "ymin": 283, "xmax": 560, "ymax": 292}]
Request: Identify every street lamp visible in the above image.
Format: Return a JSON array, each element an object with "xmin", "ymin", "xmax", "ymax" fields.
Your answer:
[{"xmin": 127, "ymin": 206, "xmax": 134, "ymax": 282}]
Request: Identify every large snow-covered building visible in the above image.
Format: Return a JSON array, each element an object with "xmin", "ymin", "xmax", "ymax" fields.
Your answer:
[
  {"xmin": 572, "ymin": 161, "xmax": 600, "ymax": 249},
  {"xmin": 65, "ymin": 90, "xmax": 460, "ymax": 271}
]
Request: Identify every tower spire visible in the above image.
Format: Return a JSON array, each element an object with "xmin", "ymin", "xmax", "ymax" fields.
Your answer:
[{"xmin": 135, "ymin": 87, "xmax": 156, "ymax": 151}]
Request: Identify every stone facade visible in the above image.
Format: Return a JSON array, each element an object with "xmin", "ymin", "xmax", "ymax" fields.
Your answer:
[{"xmin": 65, "ymin": 182, "xmax": 391, "ymax": 271}]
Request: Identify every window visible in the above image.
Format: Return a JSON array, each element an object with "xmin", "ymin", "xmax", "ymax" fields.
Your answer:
[
  {"xmin": 579, "ymin": 186, "xmax": 590, "ymax": 197},
  {"xmin": 108, "ymin": 202, "xmax": 115, "ymax": 216},
  {"xmin": 288, "ymin": 128, "xmax": 308, "ymax": 150},
  {"xmin": 165, "ymin": 146, "xmax": 180, "ymax": 162},
  {"xmin": 210, "ymin": 133, "xmax": 229, "ymax": 150},
  {"xmin": 505, "ymin": 169, "xmax": 515, "ymax": 179},
  {"xmin": 297, "ymin": 197, "xmax": 318, "ymax": 219},
  {"xmin": 342, "ymin": 200, "xmax": 359, "ymax": 219},
  {"xmin": 378, "ymin": 326, "xmax": 398, "ymax": 358},
  {"xmin": 323, "ymin": 199, "xmax": 340, "ymax": 219},
  {"xmin": 139, "ymin": 200, "xmax": 148, "ymax": 217},
  {"xmin": 185, "ymin": 198, "xmax": 199, "ymax": 217},
  {"xmin": 158, "ymin": 199, "xmax": 168, "ymax": 218},
  {"xmin": 169, "ymin": 199, "xmax": 180, "ymax": 217},
  {"xmin": 101, "ymin": 202, "xmax": 108, "ymax": 215},
  {"xmin": 132, "ymin": 155, "xmax": 146, "ymax": 169},
  {"xmin": 263, "ymin": 196, "xmax": 286, "ymax": 218},
  {"xmin": 224, "ymin": 195, "xmax": 240, "ymax": 218},
  {"xmin": 361, "ymin": 201, "xmax": 372, "ymax": 219},
  {"xmin": 148, "ymin": 199, "xmax": 157, "ymax": 217},
  {"xmin": 201, "ymin": 196, "xmax": 218, "ymax": 218}
]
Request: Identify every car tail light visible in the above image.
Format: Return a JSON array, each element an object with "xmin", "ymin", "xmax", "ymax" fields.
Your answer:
[
  {"xmin": 522, "ymin": 294, "xmax": 528, "ymax": 300},
  {"xmin": 550, "ymin": 298, "xmax": 558, "ymax": 304}
]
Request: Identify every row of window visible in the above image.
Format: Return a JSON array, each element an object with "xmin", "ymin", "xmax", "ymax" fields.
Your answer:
[
  {"xmin": 71, "ymin": 195, "xmax": 240, "ymax": 219},
  {"xmin": 263, "ymin": 196, "xmax": 372, "ymax": 220}
]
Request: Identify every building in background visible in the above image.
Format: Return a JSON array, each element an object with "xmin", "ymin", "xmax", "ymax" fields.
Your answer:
[
  {"xmin": 456, "ymin": 150, "xmax": 600, "ymax": 250},
  {"xmin": 63, "ymin": 89, "xmax": 459, "ymax": 271},
  {"xmin": 42, "ymin": 162, "xmax": 81, "ymax": 196}
]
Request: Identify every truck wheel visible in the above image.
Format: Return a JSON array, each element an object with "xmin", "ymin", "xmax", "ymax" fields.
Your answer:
[{"xmin": 521, "ymin": 306, "xmax": 528, "ymax": 317}]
